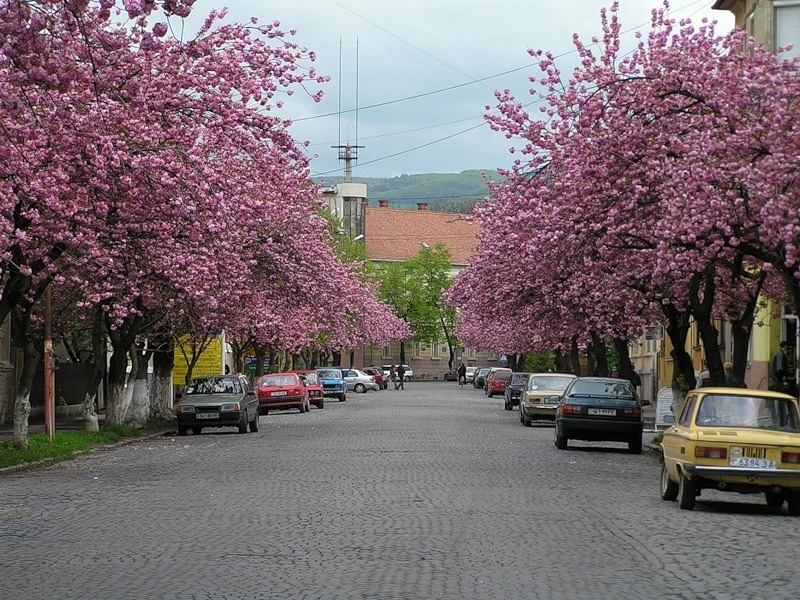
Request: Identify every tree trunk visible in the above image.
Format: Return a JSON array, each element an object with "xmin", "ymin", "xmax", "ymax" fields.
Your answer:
[
  {"xmin": 10, "ymin": 307, "xmax": 38, "ymax": 450},
  {"xmin": 553, "ymin": 348, "xmax": 569, "ymax": 373},
  {"xmin": 399, "ymin": 341, "xmax": 406, "ymax": 366},
  {"xmin": 569, "ymin": 338, "xmax": 581, "ymax": 376},
  {"xmin": 254, "ymin": 344, "xmax": 267, "ymax": 378},
  {"xmin": 664, "ymin": 304, "xmax": 695, "ymax": 418},
  {"xmin": 83, "ymin": 308, "xmax": 107, "ymax": 432},
  {"xmin": 688, "ymin": 271, "xmax": 724, "ymax": 386},
  {"xmin": 149, "ymin": 336, "xmax": 175, "ymax": 420},
  {"xmin": 129, "ymin": 346, "xmax": 152, "ymax": 425},
  {"xmin": 590, "ymin": 332, "xmax": 609, "ymax": 377},
  {"xmin": 613, "ymin": 338, "xmax": 635, "ymax": 384},
  {"xmin": 332, "ymin": 350, "xmax": 342, "ymax": 367}
]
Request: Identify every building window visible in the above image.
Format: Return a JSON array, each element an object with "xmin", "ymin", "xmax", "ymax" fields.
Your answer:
[
  {"xmin": 776, "ymin": 2, "xmax": 800, "ymax": 60},
  {"xmin": 466, "ymin": 347, "xmax": 476, "ymax": 360},
  {"xmin": 412, "ymin": 341, "xmax": 421, "ymax": 359},
  {"xmin": 488, "ymin": 351, "xmax": 498, "ymax": 361},
  {"xmin": 431, "ymin": 340, "xmax": 440, "ymax": 359},
  {"xmin": 342, "ymin": 197, "xmax": 365, "ymax": 238},
  {"xmin": 381, "ymin": 345, "xmax": 391, "ymax": 359}
]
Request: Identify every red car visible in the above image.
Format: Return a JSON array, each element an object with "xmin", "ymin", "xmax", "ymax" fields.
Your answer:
[
  {"xmin": 485, "ymin": 369, "xmax": 513, "ymax": 397},
  {"xmin": 257, "ymin": 372, "xmax": 310, "ymax": 414},
  {"xmin": 291, "ymin": 370, "xmax": 325, "ymax": 409},
  {"xmin": 363, "ymin": 367, "xmax": 386, "ymax": 390}
]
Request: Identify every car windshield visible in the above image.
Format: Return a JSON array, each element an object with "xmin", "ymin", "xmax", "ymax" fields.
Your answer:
[
  {"xmin": 298, "ymin": 373, "xmax": 319, "ymax": 385},
  {"xmin": 695, "ymin": 394, "xmax": 800, "ymax": 431},
  {"xmin": 261, "ymin": 375, "xmax": 296, "ymax": 387},
  {"xmin": 529, "ymin": 376, "xmax": 574, "ymax": 391},
  {"xmin": 569, "ymin": 379, "xmax": 634, "ymax": 397},
  {"xmin": 185, "ymin": 377, "xmax": 240, "ymax": 395},
  {"xmin": 317, "ymin": 369, "xmax": 341, "ymax": 379},
  {"xmin": 510, "ymin": 374, "xmax": 528, "ymax": 385}
]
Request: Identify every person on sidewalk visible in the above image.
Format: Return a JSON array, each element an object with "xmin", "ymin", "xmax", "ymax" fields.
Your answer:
[
  {"xmin": 390, "ymin": 365, "xmax": 397, "ymax": 389},
  {"xmin": 396, "ymin": 364, "xmax": 405, "ymax": 390}
]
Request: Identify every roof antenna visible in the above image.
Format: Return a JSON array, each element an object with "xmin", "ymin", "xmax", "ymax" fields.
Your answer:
[{"xmin": 332, "ymin": 37, "xmax": 363, "ymax": 183}]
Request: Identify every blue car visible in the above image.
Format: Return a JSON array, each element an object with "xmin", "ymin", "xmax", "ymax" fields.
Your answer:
[{"xmin": 315, "ymin": 367, "xmax": 347, "ymax": 402}]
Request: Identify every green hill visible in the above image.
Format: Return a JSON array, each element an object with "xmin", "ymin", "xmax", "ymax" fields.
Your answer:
[{"xmin": 314, "ymin": 169, "xmax": 502, "ymax": 213}]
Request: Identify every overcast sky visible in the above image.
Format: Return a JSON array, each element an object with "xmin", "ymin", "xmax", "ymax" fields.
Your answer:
[{"xmin": 180, "ymin": 1, "xmax": 734, "ymax": 180}]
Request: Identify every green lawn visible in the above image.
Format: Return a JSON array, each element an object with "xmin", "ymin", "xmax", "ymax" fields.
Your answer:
[{"xmin": 0, "ymin": 424, "xmax": 162, "ymax": 469}]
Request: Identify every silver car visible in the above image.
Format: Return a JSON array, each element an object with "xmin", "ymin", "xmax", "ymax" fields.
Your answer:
[
  {"xmin": 176, "ymin": 375, "xmax": 260, "ymax": 436},
  {"xmin": 342, "ymin": 369, "xmax": 380, "ymax": 393}
]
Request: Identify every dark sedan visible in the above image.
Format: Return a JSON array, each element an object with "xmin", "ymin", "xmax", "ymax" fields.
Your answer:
[
  {"xmin": 554, "ymin": 377, "xmax": 643, "ymax": 453},
  {"xmin": 176, "ymin": 375, "xmax": 259, "ymax": 436},
  {"xmin": 473, "ymin": 368, "xmax": 490, "ymax": 389},
  {"xmin": 504, "ymin": 372, "xmax": 531, "ymax": 410}
]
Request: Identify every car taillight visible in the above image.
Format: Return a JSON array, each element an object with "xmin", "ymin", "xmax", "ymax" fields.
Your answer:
[
  {"xmin": 561, "ymin": 405, "xmax": 581, "ymax": 415},
  {"xmin": 695, "ymin": 446, "xmax": 728, "ymax": 459},
  {"xmin": 622, "ymin": 408, "xmax": 642, "ymax": 418},
  {"xmin": 782, "ymin": 451, "xmax": 800, "ymax": 464},
  {"xmin": 294, "ymin": 386, "xmax": 301, "ymax": 395},
  {"xmin": 370, "ymin": 377, "xmax": 375, "ymax": 383}
]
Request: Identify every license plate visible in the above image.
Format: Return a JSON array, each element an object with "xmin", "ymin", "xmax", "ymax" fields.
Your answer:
[
  {"xmin": 196, "ymin": 412, "xmax": 219, "ymax": 419},
  {"xmin": 588, "ymin": 408, "xmax": 616, "ymax": 416},
  {"xmin": 545, "ymin": 398, "xmax": 559, "ymax": 404},
  {"xmin": 729, "ymin": 457, "xmax": 777, "ymax": 469},
  {"xmin": 271, "ymin": 391, "xmax": 287, "ymax": 396}
]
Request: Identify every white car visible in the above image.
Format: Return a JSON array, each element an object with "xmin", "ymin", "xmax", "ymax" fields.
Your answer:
[
  {"xmin": 465, "ymin": 366, "xmax": 477, "ymax": 383},
  {"xmin": 382, "ymin": 364, "xmax": 414, "ymax": 381},
  {"xmin": 341, "ymin": 369, "xmax": 380, "ymax": 393}
]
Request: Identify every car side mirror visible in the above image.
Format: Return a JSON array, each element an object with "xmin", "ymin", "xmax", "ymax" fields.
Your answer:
[{"xmin": 663, "ymin": 414, "xmax": 675, "ymax": 424}]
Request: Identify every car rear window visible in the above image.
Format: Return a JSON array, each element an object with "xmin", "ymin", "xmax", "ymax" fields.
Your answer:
[
  {"xmin": 495, "ymin": 372, "xmax": 512, "ymax": 380},
  {"xmin": 511, "ymin": 374, "xmax": 528, "ymax": 385},
  {"xmin": 261, "ymin": 375, "xmax": 296, "ymax": 387},
  {"xmin": 186, "ymin": 377, "xmax": 240, "ymax": 395},
  {"xmin": 569, "ymin": 380, "xmax": 634, "ymax": 398},
  {"xmin": 695, "ymin": 394, "xmax": 800, "ymax": 431},
  {"xmin": 317, "ymin": 369, "xmax": 342, "ymax": 379},
  {"xmin": 529, "ymin": 376, "xmax": 574, "ymax": 391},
  {"xmin": 298, "ymin": 373, "xmax": 319, "ymax": 385}
]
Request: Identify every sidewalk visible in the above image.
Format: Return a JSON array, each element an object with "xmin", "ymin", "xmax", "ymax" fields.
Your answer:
[{"xmin": 0, "ymin": 408, "xmax": 109, "ymax": 441}]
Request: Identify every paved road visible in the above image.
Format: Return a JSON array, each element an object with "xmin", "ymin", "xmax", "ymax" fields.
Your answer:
[{"xmin": 2, "ymin": 382, "xmax": 799, "ymax": 599}]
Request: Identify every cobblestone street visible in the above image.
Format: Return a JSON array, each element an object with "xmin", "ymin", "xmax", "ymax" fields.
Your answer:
[{"xmin": 2, "ymin": 382, "xmax": 799, "ymax": 599}]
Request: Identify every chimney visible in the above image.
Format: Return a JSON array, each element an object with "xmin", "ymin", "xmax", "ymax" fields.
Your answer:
[
  {"xmin": 417, "ymin": 202, "xmax": 428, "ymax": 212},
  {"xmin": 378, "ymin": 199, "xmax": 389, "ymax": 208}
]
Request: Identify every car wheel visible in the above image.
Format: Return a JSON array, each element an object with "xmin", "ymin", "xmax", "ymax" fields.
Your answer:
[
  {"xmin": 191, "ymin": 426, "xmax": 202, "ymax": 436},
  {"xmin": 355, "ymin": 383, "xmax": 366, "ymax": 393},
  {"xmin": 178, "ymin": 424, "xmax": 188, "ymax": 436},
  {"xmin": 340, "ymin": 393, "xmax": 346, "ymax": 402},
  {"xmin": 299, "ymin": 402, "xmax": 305, "ymax": 413},
  {"xmin": 786, "ymin": 492, "xmax": 800, "ymax": 516},
  {"xmin": 519, "ymin": 407, "xmax": 524, "ymax": 423},
  {"xmin": 249, "ymin": 412, "xmax": 259, "ymax": 433},
  {"xmin": 765, "ymin": 491, "xmax": 785, "ymax": 508},
  {"xmin": 319, "ymin": 398, "xmax": 324, "ymax": 409},
  {"xmin": 677, "ymin": 472, "xmax": 696, "ymax": 510},
  {"xmin": 238, "ymin": 412, "xmax": 248, "ymax": 434},
  {"xmin": 660, "ymin": 462, "xmax": 679, "ymax": 501},
  {"xmin": 628, "ymin": 436, "xmax": 642, "ymax": 454},
  {"xmin": 522, "ymin": 410, "xmax": 532, "ymax": 427},
  {"xmin": 554, "ymin": 425, "xmax": 567, "ymax": 449}
]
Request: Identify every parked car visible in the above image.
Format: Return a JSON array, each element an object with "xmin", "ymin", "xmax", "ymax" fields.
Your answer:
[
  {"xmin": 485, "ymin": 368, "xmax": 512, "ymax": 397},
  {"xmin": 465, "ymin": 366, "xmax": 477, "ymax": 383},
  {"xmin": 473, "ymin": 368, "xmax": 490, "ymax": 389},
  {"xmin": 660, "ymin": 387, "xmax": 800, "ymax": 513},
  {"xmin": 291, "ymin": 370, "xmax": 324, "ymax": 409},
  {"xmin": 257, "ymin": 372, "xmax": 310, "ymax": 414},
  {"xmin": 519, "ymin": 373, "xmax": 576, "ymax": 426},
  {"xmin": 362, "ymin": 367, "xmax": 387, "ymax": 389},
  {"xmin": 342, "ymin": 368, "xmax": 380, "ymax": 393},
  {"xmin": 176, "ymin": 374, "xmax": 259, "ymax": 436},
  {"xmin": 504, "ymin": 372, "xmax": 531, "ymax": 410},
  {"xmin": 382, "ymin": 364, "xmax": 414, "ymax": 380},
  {"xmin": 316, "ymin": 367, "xmax": 347, "ymax": 402},
  {"xmin": 554, "ymin": 377, "xmax": 643, "ymax": 453},
  {"xmin": 444, "ymin": 370, "xmax": 458, "ymax": 381}
]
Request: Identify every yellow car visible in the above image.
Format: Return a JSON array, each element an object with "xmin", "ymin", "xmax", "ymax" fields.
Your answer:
[
  {"xmin": 519, "ymin": 373, "xmax": 576, "ymax": 427},
  {"xmin": 660, "ymin": 387, "xmax": 800, "ymax": 514}
]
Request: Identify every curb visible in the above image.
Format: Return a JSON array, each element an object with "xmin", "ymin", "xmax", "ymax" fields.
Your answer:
[{"xmin": 0, "ymin": 429, "xmax": 173, "ymax": 477}]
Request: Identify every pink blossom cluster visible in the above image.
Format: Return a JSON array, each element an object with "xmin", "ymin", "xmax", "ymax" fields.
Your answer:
[
  {"xmin": 448, "ymin": 2, "xmax": 800, "ymax": 355},
  {"xmin": 0, "ymin": 1, "xmax": 406, "ymax": 353}
]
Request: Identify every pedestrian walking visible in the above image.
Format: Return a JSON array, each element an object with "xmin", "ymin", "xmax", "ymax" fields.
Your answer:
[
  {"xmin": 770, "ymin": 341, "xmax": 788, "ymax": 387},
  {"xmin": 390, "ymin": 364, "xmax": 397, "ymax": 389},
  {"xmin": 396, "ymin": 364, "xmax": 405, "ymax": 390},
  {"xmin": 457, "ymin": 362, "xmax": 467, "ymax": 387}
]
